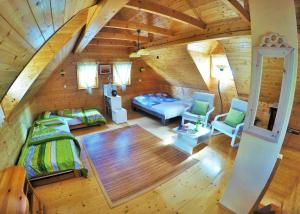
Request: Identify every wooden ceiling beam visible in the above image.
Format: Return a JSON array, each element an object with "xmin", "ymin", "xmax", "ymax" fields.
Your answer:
[
  {"xmin": 142, "ymin": 20, "xmax": 251, "ymax": 51},
  {"xmin": 74, "ymin": 0, "xmax": 129, "ymax": 53},
  {"xmin": 89, "ymin": 39, "xmax": 137, "ymax": 47},
  {"xmin": 106, "ymin": 19, "xmax": 174, "ymax": 37},
  {"xmin": 145, "ymin": 29, "xmax": 250, "ymax": 51},
  {"xmin": 221, "ymin": 0, "xmax": 251, "ymax": 24},
  {"xmin": 1, "ymin": 6, "xmax": 93, "ymax": 118},
  {"xmin": 125, "ymin": 0, "xmax": 206, "ymax": 29},
  {"xmin": 95, "ymin": 32, "xmax": 150, "ymax": 43}
]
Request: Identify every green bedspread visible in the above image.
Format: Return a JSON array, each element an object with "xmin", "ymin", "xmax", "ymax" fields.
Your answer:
[
  {"xmin": 29, "ymin": 123, "xmax": 80, "ymax": 150},
  {"xmin": 18, "ymin": 120, "xmax": 83, "ymax": 178},
  {"xmin": 57, "ymin": 108, "xmax": 106, "ymax": 126}
]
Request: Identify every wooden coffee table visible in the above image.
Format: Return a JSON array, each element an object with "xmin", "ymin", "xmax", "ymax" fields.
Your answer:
[{"xmin": 173, "ymin": 123, "xmax": 210, "ymax": 154}]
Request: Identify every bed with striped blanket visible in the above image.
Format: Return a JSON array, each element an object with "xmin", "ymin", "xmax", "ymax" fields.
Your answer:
[
  {"xmin": 56, "ymin": 108, "xmax": 106, "ymax": 126},
  {"xmin": 18, "ymin": 118, "xmax": 86, "ymax": 179}
]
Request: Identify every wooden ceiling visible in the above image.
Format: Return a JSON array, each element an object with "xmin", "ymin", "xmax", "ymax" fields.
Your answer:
[
  {"xmin": 0, "ymin": 0, "xmax": 299, "ymax": 117},
  {"xmin": 0, "ymin": 0, "xmax": 96, "ymax": 100},
  {"xmin": 91, "ymin": 0, "xmax": 251, "ymax": 49}
]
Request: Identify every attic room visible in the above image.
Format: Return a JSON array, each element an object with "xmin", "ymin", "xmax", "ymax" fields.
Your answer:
[{"xmin": 0, "ymin": 0, "xmax": 299, "ymax": 213}]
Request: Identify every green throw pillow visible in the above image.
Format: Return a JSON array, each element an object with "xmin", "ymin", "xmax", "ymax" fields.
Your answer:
[
  {"xmin": 191, "ymin": 100, "xmax": 209, "ymax": 116},
  {"xmin": 224, "ymin": 108, "xmax": 245, "ymax": 127}
]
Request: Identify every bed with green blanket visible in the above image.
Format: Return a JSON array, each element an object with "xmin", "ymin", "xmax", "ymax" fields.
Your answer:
[
  {"xmin": 18, "ymin": 118, "xmax": 87, "ymax": 179},
  {"xmin": 54, "ymin": 108, "xmax": 106, "ymax": 128}
]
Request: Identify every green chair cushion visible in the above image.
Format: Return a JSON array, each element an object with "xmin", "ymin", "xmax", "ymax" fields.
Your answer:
[
  {"xmin": 224, "ymin": 108, "xmax": 245, "ymax": 127},
  {"xmin": 191, "ymin": 100, "xmax": 209, "ymax": 116}
]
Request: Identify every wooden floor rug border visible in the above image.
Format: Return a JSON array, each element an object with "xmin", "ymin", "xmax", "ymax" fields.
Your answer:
[{"xmin": 80, "ymin": 125, "xmax": 199, "ymax": 208}]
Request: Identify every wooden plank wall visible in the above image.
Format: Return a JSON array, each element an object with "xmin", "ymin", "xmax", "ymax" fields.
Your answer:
[
  {"xmin": 0, "ymin": 30, "xmax": 81, "ymax": 171},
  {"xmin": 220, "ymin": 36, "xmax": 252, "ymax": 97},
  {"xmin": 284, "ymin": 35, "xmax": 300, "ymax": 149},
  {"xmin": 33, "ymin": 46, "xmax": 170, "ymax": 114},
  {"xmin": 142, "ymin": 44, "xmax": 209, "ymax": 90},
  {"xmin": 144, "ymin": 41, "xmax": 239, "ymax": 115},
  {"xmin": 0, "ymin": 100, "xmax": 37, "ymax": 169}
]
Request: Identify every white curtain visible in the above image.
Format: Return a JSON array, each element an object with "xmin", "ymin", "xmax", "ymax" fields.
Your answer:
[
  {"xmin": 77, "ymin": 63, "xmax": 98, "ymax": 89},
  {"xmin": 113, "ymin": 62, "xmax": 132, "ymax": 88}
]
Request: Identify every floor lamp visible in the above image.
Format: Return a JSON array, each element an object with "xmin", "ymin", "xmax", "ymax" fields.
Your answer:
[{"xmin": 216, "ymin": 65, "xmax": 226, "ymax": 114}]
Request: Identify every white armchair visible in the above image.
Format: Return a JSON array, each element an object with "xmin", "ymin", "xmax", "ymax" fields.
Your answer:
[
  {"xmin": 211, "ymin": 98, "xmax": 248, "ymax": 147},
  {"xmin": 181, "ymin": 92, "xmax": 215, "ymax": 127}
]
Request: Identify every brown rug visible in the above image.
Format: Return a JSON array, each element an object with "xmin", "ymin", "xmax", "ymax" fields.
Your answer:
[{"xmin": 81, "ymin": 125, "xmax": 198, "ymax": 207}]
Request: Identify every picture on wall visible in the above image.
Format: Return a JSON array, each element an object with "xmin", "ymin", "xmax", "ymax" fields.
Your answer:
[{"xmin": 99, "ymin": 64, "xmax": 112, "ymax": 75}]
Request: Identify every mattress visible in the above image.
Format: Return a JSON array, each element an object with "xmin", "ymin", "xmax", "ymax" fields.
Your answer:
[
  {"xmin": 56, "ymin": 108, "xmax": 106, "ymax": 126},
  {"xmin": 133, "ymin": 93, "xmax": 191, "ymax": 119},
  {"xmin": 57, "ymin": 116, "xmax": 83, "ymax": 126},
  {"xmin": 152, "ymin": 100, "xmax": 191, "ymax": 119}
]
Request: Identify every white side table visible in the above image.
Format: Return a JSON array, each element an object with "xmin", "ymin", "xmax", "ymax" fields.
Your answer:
[{"xmin": 173, "ymin": 123, "xmax": 210, "ymax": 154}]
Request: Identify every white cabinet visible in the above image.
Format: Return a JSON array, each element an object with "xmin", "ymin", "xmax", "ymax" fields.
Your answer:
[
  {"xmin": 104, "ymin": 95, "xmax": 127, "ymax": 124},
  {"xmin": 112, "ymin": 108, "xmax": 127, "ymax": 124},
  {"xmin": 107, "ymin": 95, "xmax": 121, "ymax": 110}
]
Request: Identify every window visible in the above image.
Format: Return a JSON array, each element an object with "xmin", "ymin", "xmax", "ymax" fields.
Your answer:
[
  {"xmin": 113, "ymin": 62, "xmax": 132, "ymax": 86},
  {"xmin": 77, "ymin": 63, "xmax": 98, "ymax": 89}
]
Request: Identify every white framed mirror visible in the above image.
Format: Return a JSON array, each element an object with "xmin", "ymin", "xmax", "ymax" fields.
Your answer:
[{"xmin": 244, "ymin": 33, "xmax": 295, "ymax": 142}]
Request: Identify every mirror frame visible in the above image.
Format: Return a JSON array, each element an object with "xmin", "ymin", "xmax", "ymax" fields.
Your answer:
[{"xmin": 244, "ymin": 46, "xmax": 295, "ymax": 142}]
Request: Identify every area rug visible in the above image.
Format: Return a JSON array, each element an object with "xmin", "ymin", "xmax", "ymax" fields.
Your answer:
[{"xmin": 81, "ymin": 124, "xmax": 198, "ymax": 207}]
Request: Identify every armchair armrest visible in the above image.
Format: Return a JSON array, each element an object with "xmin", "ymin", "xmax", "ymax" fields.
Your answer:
[
  {"xmin": 203, "ymin": 107, "xmax": 215, "ymax": 127},
  {"xmin": 235, "ymin": 123, "xmax": 244, "ymax": 131},
  {"xmin": 214, "ymin": 113, "xmax": 228, "ymax": 121},
  {"xmin": 184, "ymin": 106, "xmax": 192, "ymax": 112},
  {"xmin": 206, "ymin": 107, "xmax": 215, "ymax": 116},
  {"xmin": 233, "ymin": 123, "xmax": 245, "ymax": 135}
]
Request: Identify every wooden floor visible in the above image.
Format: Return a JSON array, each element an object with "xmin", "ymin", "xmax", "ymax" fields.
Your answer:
[
  {"xmin": 34, "ymin": 112, "xmax": 300, "ymax": 213},
  {"xmin": 82, "ymin": 124, "xmax": 198, "ymax": 207}
]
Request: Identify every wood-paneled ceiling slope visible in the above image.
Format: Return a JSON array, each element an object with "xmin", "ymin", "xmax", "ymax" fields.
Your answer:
[
  {"xmin": 1, "ymin": 0, "xmax": 252, "ymax": 118},
  {"xmin": 90, "ymin": 0, "xmax": 251, "ymax": 52}
]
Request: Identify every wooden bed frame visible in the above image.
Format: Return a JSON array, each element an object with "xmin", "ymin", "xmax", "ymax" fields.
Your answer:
[
  {"xmin": 29, "ymin": 169, "xmax": 84, "ymax": 187},
  {"xmin": 69, "ymin": 121, "xmax": 106, "ymax": 130},
  {"xmin": 69, "ymin": 123, "xmax": 94, "ymax": 130}
]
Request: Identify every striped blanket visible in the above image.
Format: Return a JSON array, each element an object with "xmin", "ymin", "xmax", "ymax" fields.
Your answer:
[
  {"xmin": 57, "ymin": 108, "xmax": 106, "ymax": 126},
  {"xmin": 18, "ymin": 121, "xmax": 83, "ymax": 178}
]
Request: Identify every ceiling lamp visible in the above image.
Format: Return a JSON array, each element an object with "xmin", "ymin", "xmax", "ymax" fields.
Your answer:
[{"xmin": 129, "ymin": 29, "xmax": 149, "ymax": 58}]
